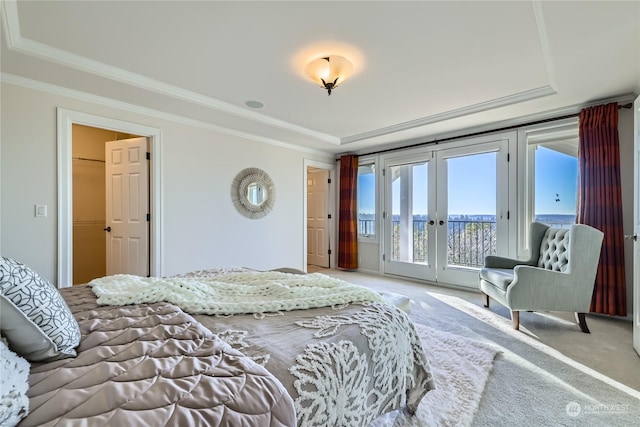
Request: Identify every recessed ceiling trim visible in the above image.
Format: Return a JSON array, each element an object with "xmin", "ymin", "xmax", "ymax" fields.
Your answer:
[
  {"xmin": 532, "ymin": 0, "xmax": 558, "ymax": 90},
  {"xmin": 1, "ymin": 72, "xmax": 331, "ymax": 157},
  {"xmin": 2, "ymin": 2, "xmax": 340, "ymax": 146},
  {"xmin": 1, "ymin": 0, "xmax": 20, "ymax": 47},
  {"xmin": 341, "ymin": 85, "xmax": 558, "ymax": 144},
  {"xmin": 345, "ymin": 93, "xmax": 634, "ymax": 157}
]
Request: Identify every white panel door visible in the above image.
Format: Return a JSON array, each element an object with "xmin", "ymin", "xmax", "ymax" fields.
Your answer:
[
  {"xmin": 633, "ymin": 95, "xmax": 640, "ymax": 356},
  {"xmin": 307, "ymin": 169, "xmax": 330, "ymax": 267},
  {"xmin": 105, "ymin": 137, "xmax": 149, "ymax": 276}
]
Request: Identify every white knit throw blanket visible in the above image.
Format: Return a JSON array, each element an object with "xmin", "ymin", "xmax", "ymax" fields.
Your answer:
[{"xmin": 89, "ymin": 271, "xmax": 384, "ymax": 315}]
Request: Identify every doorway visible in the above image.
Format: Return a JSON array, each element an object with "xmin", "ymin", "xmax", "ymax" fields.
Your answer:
[
  {"xmin": 72, "ymin": 125, "xmax": 145, "ymax": 284},
  {"xmin": 382, "ymin": 137, "xmax": 510, "ymax": 288},
  {"xmin": 57, "ymin": 109, "xmax": 162, "ymax": 288},
  {"xmin": 304, "ymin": 160, "xmax": 334, "ymax": 271}
]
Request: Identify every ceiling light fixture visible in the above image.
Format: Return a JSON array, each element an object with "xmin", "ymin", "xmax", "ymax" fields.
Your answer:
[{"xmin": 305, "ymin": 55, "xmax": 353, "ymax": 95}]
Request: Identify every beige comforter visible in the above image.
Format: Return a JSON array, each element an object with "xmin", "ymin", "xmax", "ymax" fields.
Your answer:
[
  {"xmin": 20, "ymin": 288, "xmax": 295, "ymax": 427},
  {"xmin": 21, "ymin": 269, "xmax": 434, "ymax": 427},
  {"xmin": 181, "ymin": 268, "xmax": 435, "ymax": 426}
]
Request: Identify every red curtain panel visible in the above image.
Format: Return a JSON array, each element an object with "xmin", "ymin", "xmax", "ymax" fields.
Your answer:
[
  {"xmin": 577, "ymin": 102, "xmax": 627, "ymax": 316},
  {"xmin": 338, "ymin": 155, "xmax": 359, "ymax": 269}
]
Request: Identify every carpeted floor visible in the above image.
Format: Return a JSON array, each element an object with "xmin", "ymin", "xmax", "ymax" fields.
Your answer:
[
  {"xmin": 315, "ymin": 268, "xmax": 640, "ymax": 427},
  {"xmin": 370, "ymin": 324, "xmax": 499, "ymax": 426},
  {"xmin": 411, "ymin": 293, "xmax": 640, "ymax": 426}
]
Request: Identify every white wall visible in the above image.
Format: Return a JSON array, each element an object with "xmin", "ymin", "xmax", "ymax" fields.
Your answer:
[{"xmin": 0, "ymin": 83, "xmax": 333, "ymax": 283}]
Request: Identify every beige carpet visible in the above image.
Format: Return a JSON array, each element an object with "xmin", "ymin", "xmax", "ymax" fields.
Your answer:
[
  {"xmin": 370, "ymin": 323, "xmax": 499, "ymax": 426},
  {"xmin": 315, "ymin": 269, "xmax": 640, "ymax": 425}
]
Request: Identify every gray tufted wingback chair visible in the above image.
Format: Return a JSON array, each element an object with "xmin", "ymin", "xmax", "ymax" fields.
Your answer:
[{"xmin": 478, "ymin": 222, "xmax": 604, "ymax": 333}]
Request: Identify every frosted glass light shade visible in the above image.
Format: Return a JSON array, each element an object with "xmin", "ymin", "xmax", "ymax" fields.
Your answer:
[{"xmin": 305, "ymin": 55, "xmax": 353, "ymax": 93}]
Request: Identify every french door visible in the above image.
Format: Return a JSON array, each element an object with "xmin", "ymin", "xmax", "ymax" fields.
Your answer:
[
  {"xmin": 383, "ymin": 138, "xmax": 510, "ymax": 288},
  {"xmin": 383, "ymin": 155, "xmax": 437, "ymax": 281}
]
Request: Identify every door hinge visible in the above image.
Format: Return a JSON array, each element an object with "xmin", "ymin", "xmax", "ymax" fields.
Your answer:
[
  {"xmin": 328, "ymin": 249, "xmax": 332, "ymax": 255},
  {"xmin": 146, "ymin": 213, "xmax": 151, "ymax": 222},
  {"xmin": 328, "ymin": 214, "xmax": 332, "ymax": 219},
  {"xmin": 507, "ymin": 211, "xmax": 510, "ymax": 220},
  {"xmin": 382, "ymin": 168, "xmax": 386, "ymax": 177},
  {"xmin": 382, "ymin": 254, "xmax": 386, "ymax": 261},
  {"xmin": 146, "ymin": 152, "xmax": 150, "ymax": 160},
  {"xmin": 382, "ymin": 212, "xmax": 386, "ymax": 219},
  {"xmin": 328, "ymin": 178, "xmax": 331, "ymax": 184},
  {"xmin": 507, "ymin": 153, "xmax": 510, "ymax": 162}
]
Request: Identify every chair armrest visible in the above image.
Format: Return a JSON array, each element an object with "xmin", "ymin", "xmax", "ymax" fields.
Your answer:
[
  {"xmin": 512, "ymin": 265, "xmax": 568, "ymax": 286},
  {"xmin": 508, "ymin": 265, "xmax": 593, "ymax": 312},
  {"xmin": 484, "ymin": 255, "xmax": 528, "ymax": 270}
]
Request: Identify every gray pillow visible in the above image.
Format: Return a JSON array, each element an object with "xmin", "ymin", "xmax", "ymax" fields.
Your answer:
[{"xmin": 0, "ymin": 257, "xmax": 81, "ymax": 362}]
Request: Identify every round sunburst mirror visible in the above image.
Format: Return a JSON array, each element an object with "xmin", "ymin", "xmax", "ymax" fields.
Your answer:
[{"xmin": 231, "ymin": 167, "xmax": 276, "ymax": 219}]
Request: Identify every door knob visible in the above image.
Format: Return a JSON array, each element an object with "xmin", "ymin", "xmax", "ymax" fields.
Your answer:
[
  {"xmin": 624, "ymin": 233, "xmax": 637, "ymax": 241},
  {"xmin": 428, "ymin": 220, "xmax": 435, "ymax": 225},
  {"xmin": 439, "ymin": 220, "xmax": 445, "ymax": 225},
  {"xmin": 104, "ymin": 226, "xmax": 111, "ymax": 232}
]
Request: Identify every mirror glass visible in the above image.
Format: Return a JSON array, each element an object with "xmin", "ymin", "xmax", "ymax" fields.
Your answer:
[{"xmin": 246, "ymin": 182, "xmax": 267, "ymax": 206}]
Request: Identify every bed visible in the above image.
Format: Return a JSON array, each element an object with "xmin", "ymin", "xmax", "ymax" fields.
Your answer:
[{"xmin": 2, "ymin": 260, "xmax": 434, "ymax": 427}]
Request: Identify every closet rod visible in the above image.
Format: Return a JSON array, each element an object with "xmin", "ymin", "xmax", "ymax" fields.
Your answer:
[
  {"xmin": 339, "ymin": 102, "xmax": 633, "ymax": 160},
  {"xmin": 72, "ymin": 157, "xmax": 105, "ymax": 163}
]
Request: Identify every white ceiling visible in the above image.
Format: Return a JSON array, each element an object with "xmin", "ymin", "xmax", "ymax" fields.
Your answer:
[{"xmin": 2, "ymin": 1, "xmax": 639, "ymax": 155}]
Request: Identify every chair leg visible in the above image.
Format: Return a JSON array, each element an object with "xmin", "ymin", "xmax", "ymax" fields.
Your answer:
[
  {"xmin": 482, "ymin": 292, "xmax": 489, "ymax": 308},
  {"xmin": 575, "ymin": 312, "xmax": 590, "ymax": 333},
  {"xmin": 510, "ymin": 310, "xmax": 520, "ymax": 330}
]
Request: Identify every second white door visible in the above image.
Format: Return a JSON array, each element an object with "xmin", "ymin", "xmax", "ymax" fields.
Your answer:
[
  {"xmin": 105, "ymin": 137, "xmax": 150, "ymax": 277},
  {"xmin": 307, "ymin": 168, "xmax": 330, "ymax": 267}
]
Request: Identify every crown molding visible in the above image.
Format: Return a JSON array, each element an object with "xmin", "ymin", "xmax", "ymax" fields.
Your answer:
[
  {"xmin": 1, "ymin": 0, "xmax": 340, "ymax": 146},
  {"xmin": 1, "ymin": 72, "xmax": 332, "ymax": 156},
  {"xmin": 344, "ymin": 92, "xmax": 636, "ymax": 157},
  {"xmin": 532, "ymin": 0, "xmax": 558, "ymax": 91},
  {"xmin": 341, "ymin": 85, "xmax": 557, "ymax": 144}
]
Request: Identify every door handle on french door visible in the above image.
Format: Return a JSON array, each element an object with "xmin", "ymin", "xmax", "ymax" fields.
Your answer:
[
  {"xmin": 429, "ymin": 220, "xmax": 435, "ymax": 225},
  {"xmin": 104, "ymin": 226, "xmax": 111, "ymax": 232},
  {"xmin": 624, "ymin": 233, "xmax": 637, "ymax": 241},
  {"xmin": 439, "ymin": 220, "xmax": 445, "ymax": 225}
]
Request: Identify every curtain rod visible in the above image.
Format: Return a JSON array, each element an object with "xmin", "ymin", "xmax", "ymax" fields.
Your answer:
[{"xmin": 339, "ymin": 102, "xmax": 633, "ymax": 160}]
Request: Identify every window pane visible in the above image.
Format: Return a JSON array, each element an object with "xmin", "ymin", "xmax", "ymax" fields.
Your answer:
[
  {"xmin": 358, "ymin": 164, "xmax": 375, "ymax": 237},
  {"xmin": 447, "ymin": 152, "xmax": 497, "ymax": 268},
  {"xmin": 389, "ymin": 162, "xmax": 428, "ymax": 263},
  {"xmin": 534, "ymin": 145, "xmax": 577, "ymax": 228}
]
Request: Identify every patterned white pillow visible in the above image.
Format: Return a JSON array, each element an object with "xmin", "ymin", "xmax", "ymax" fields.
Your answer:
[{"xmin": 0, "ymin": 257, "xmax": 81, "ymax": 361}]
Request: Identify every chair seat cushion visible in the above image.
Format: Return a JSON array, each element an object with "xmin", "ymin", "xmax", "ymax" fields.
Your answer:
[{"xmin": 479, "ymin": 268, "xmax": 514, "ymax": 292}]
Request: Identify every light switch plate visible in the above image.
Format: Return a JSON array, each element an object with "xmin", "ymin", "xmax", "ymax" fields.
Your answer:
[{"xmin": 35, "ymin": 205, "xmax": 47, "ymax": 217}]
